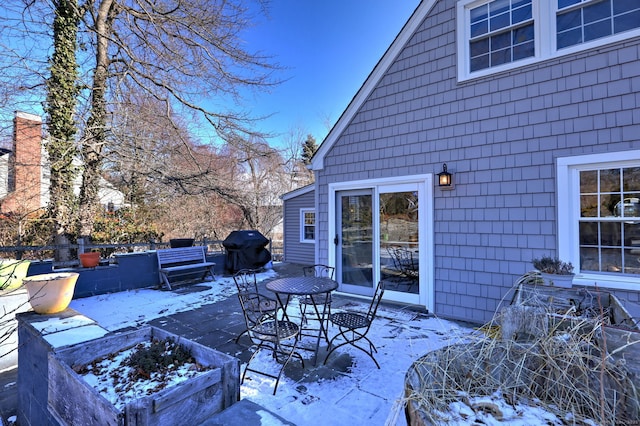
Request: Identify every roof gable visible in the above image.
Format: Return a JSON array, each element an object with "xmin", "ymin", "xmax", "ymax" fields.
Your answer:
[{"xmin": 310, "ymin": 0, "xmax": 437, "ymax": 171}]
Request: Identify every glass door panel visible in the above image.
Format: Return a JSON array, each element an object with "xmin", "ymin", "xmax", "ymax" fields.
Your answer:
[
  {"xmin": 336, "ymin": 190, "xmax": 374, "ymax": 293},
  {"xmin": 379, "ymin": 190, "xmax": 419, "ymax": 294}
]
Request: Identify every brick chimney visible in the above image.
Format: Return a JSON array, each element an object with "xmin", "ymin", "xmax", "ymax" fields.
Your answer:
[{"xmin": 0, "ymin": 112, "xmax": 44, "ymax": 214}]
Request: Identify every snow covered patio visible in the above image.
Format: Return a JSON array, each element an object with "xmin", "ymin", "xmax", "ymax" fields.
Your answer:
[
  {"xmin": 63, "ymin": 263, "xmax": 471, "ymax": 425},
  {"xmin": 6, "ymin": 262, "xmax": 626, "ymax": 425}
]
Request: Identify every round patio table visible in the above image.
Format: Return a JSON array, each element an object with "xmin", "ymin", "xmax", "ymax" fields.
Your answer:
[{"xmin": 266, "ymin": 276, "xmax": 338, "ymax": 365}]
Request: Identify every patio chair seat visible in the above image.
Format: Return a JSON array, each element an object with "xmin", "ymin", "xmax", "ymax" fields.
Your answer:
[
  {"xmin": 251, "ymin": 320, "xmax": 300, "ymax": 342},
  {"xmin": 329, "ymin": 312, "xmax": 370, "ymax": 329}
]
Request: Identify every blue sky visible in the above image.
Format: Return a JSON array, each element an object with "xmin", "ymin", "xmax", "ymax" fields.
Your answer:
[{"xmin": 239, "ymin": 1, "xmax": 421, "ymax": 147}]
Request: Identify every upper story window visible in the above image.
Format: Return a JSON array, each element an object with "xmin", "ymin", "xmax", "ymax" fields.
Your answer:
[
  {"xmin": 457, "ymin": 0, "xmax": 640, "ymax": 80},
  {"xmin": 469, "ymin": 0, "xmax": 534, "ymax": 72},
  {"xmin": 300, "ymin": 209, "xmax": 315, "ymax": 243},
  {"xmin": 557, "ymin": 0, "xmax": 640, "ymax": 49}
]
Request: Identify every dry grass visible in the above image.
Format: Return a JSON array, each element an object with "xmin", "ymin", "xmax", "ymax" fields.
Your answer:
[{"xmin": 403, "ymin": 274, "xmax": 640, "ymax": 425}]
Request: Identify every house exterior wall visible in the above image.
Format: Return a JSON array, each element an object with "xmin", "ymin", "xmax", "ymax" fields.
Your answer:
[
  {"xmin": 315, "ymin": 1, "xmax": 640, "ymax": 324},
  {"xmin": 283, "ymin": 188, "xmax": 315, "ymax": 265}
]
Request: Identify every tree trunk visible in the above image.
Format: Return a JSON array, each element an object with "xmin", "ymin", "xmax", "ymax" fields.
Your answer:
[
  {"xmin": 77, "ymin": 0, "xmax": 114, "ymax": 238},
  {"xmin": 45, "ymin": 0, "xmax": 80, "ymax": 262}
]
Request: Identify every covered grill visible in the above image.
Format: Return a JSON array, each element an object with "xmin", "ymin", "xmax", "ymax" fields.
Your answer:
[{"xmin": 222, "ymin": 230, "xmax": 272, "ymax": 273}]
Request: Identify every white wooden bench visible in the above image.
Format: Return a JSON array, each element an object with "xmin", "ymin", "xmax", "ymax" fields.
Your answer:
[{"xmin": 157, "ymin": 246, "xmax": 216, "ymax": 290}]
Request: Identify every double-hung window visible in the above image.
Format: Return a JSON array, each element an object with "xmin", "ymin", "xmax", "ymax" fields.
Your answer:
[
  {"xmin": 469, "ymin": 0, "xmax": 534, "ymax": 72},
  {"xmin": 557, "ymin": 0, "xmax": 640, "ymax": 49},
  {"xmin": 558, "ymin": 151, "xmax": 640, "ymax": 290},
  {"xmin": 300, "ymin": 209, "xmax": 315, "ymax": 243},
  {"xmin": 457, "ymin": 0, "xmax": 640, "ymax": 80}
]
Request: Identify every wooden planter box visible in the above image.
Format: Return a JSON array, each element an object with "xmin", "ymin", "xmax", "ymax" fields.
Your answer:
[{"xmin": 48, "ymin": 326, "xmax": 239, "ymax": 426}]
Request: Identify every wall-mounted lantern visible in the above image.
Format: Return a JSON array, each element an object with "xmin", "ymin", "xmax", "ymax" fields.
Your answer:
[{"xmin": 437, "ymin": 163, "xmax": 454, "ymax": 190}]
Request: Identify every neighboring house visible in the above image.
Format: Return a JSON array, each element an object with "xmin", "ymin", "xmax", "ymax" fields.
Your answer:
[
  {"xmin": 0, "ymin": 111, "xmax": 126, "ymax": 216},
  {"xmin": 281, "ymin": 184, "xmax": 315, "ymax": 264},
  {"xmin": 300, "ymin": 0, "xmax": 640, "ymax": 324}
]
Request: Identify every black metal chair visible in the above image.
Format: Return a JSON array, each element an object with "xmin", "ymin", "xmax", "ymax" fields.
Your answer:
[
  {"xmin": 237, "ymin": 288, "xmax": 304, "ymax": 394},
  {"xmin": 299, "ymin": 265, "xmax": 336, "ymax": 341},
  {"xmin": 324, "ymin": 281, "xmax": 385, "ymax": 368},
  {"xmin": 233, "ymin": 269, "xmax": 277, "ymax": 343}
]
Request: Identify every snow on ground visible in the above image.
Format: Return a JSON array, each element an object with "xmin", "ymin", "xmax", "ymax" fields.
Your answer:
[{"xmin": 68, "ymin": 267, "xmax": 575, "ymax": 425}]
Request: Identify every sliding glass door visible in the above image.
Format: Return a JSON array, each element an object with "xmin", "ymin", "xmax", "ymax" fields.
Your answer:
[{"xmin": 332, "ymin": 177, "xmax": 431, "ymax": 307}]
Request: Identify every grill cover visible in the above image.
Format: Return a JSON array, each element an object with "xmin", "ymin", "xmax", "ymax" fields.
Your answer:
[{"xmin": 222, "ymin": 230, "xmax": 271, "ymax": 273}]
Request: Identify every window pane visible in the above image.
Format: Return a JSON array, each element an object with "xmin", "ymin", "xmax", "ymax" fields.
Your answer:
[
  {"xmin": 579, "ymin": 221, "xmax": 599, "ymax": 244},
  {"xmin": 304, "ymin": 226, "xmax": 314, "ymax": 240},
  {"xmin": 581, "ymin": 195, "xmax": 599, "ymax": 217},
  {"xmin": 623, "ymin": 248, "xmax": 640, "ymax": 274},
  {"xmin": 471, "ymin": 54, "xmax": 490, "ymax": 71},
  {"xmin": 615, "ymin": 9, "xmax": 640, "ymax": 33},
  {"xmin": 585, "ymin": 19, "xmax": 613, "ymax": 41},
  {"xmin": 491, "ymin": 48, "xmax": 512, "ymax": 66},
  {"xmin": 602, "ymin": 247, "xmax": 623, "ymax": 272},
  {"xmin": 614, "ymin": 0, "xmax": 638, "ymax": 14},
  {"xmin": 624, "ymin": 222, "xmax": 640, "ymax": 246},
  {"xmin": 513, "ymin": 40, "xmax": 534, "ymax": 60},
  {"xmin": 490, "ymin": 12, "xmax": 511, "ymax": 31},
  {"xmin": 471, "ymin": 4, "xmax": 488, "ymax": 23},
  {"xmin": 601, "ymin": 194, "xmax": 621, "ymax": 217},
  {"xmin": 601, "ymin": 221, "xmax": 621, "ymax": 246},
  {"xmin": 490, "ymin": 0, "xmax": 510, "ymax": 16},
  {"xmin": 471, "ymin": 38, "xmax": 490, "ymax": 56},
  {"xmin": 623, "ymin": 167, "xmax": 640, "ymax": 191},
  {"xmin": 617, "ymin": 196, "xmax": 640, "ymax": 217},
  {"xmin": 600, "ymin": 169, "xmax": 620, "ymax": 192},
  {"xmin": 491, "ymin": 31, "xmax": 511, "ymax": 49},
  {"xmin": 580, "ymin": 246, "xmax": 600, "ymax": 271},
  {"xmin": 471, "ymin": 20, "xmax": 489, "ymax": 37},
  {"xmin": 513, "ymin": 24, "xmax": 534, "ymax": 43},
  {"xmin": 584, "ymin": 0, "xmax": 612, "ymax": 24},
  {"xmin": 512, "ymin": 4, "xmax": 532, "ymax": 23},
  {"xmin": 580, "ymin": 170, "xmax": 598, "ymax": 192},
  {"xmin": 558, "ymin": 28, "xmax": 583, "ymax": 48},
  {"xmin": 557, "ymin": 9, "xmax": 582, "ymax": 32}
]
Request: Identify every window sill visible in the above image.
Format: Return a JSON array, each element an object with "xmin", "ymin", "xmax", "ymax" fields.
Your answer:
[{"xmin": 572, "ymin": 274, "xmax": 640, "ymax": 292}]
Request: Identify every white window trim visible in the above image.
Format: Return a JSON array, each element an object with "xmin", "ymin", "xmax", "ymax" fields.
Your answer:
[
  {"xmin": 557, "ymin": 150, "xmax": 640, "ymax": 291},
  {"xmin": 457, "ymin": 0, "xmax": 640, "ymax": 81},
  {"xmin": 300, "ymin": 208, "xmax": 315, "ymax": 244}
]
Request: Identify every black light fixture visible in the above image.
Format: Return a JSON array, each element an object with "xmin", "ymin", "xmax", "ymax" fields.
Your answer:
[{"xmin": 437, "ymin": 163, "xmax": 454, "ymax": 189}]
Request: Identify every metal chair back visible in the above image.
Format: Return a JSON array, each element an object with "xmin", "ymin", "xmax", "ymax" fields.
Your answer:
[
  {"xmin": 302, "ymin": 264, "xmax": 335, "ymax": 279},
  {"xmin": 232, "ymin": 269, "xmax": 277, "ymax": 343}
]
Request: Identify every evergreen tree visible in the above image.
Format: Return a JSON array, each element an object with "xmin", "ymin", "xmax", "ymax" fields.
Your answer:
[{"xmin": 301, "ymin": 134, "xmax": 318, "ymax": 165}]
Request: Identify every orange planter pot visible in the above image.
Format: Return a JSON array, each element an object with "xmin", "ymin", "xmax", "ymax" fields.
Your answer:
[
  {"xmin": 23, "ymin": 272, "xmax": 79, "ymax": 314},
  {"xmin": 79, "ymin": 252, "xmax": 100, "ymax": 268}
]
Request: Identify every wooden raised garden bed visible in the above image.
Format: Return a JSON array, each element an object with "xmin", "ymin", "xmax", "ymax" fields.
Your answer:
[{"xmin": 48, "ymin": 326, "xmax": 239, "ymax": 426}]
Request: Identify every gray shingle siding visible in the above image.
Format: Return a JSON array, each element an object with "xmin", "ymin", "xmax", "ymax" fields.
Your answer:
[
  {"xmin": 282, "ymin": 189, "xmax": 315, "ymax": 265},
  {"xmin": 315, "ymin": 1, "xmax": 640, "ymax": 323}
]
